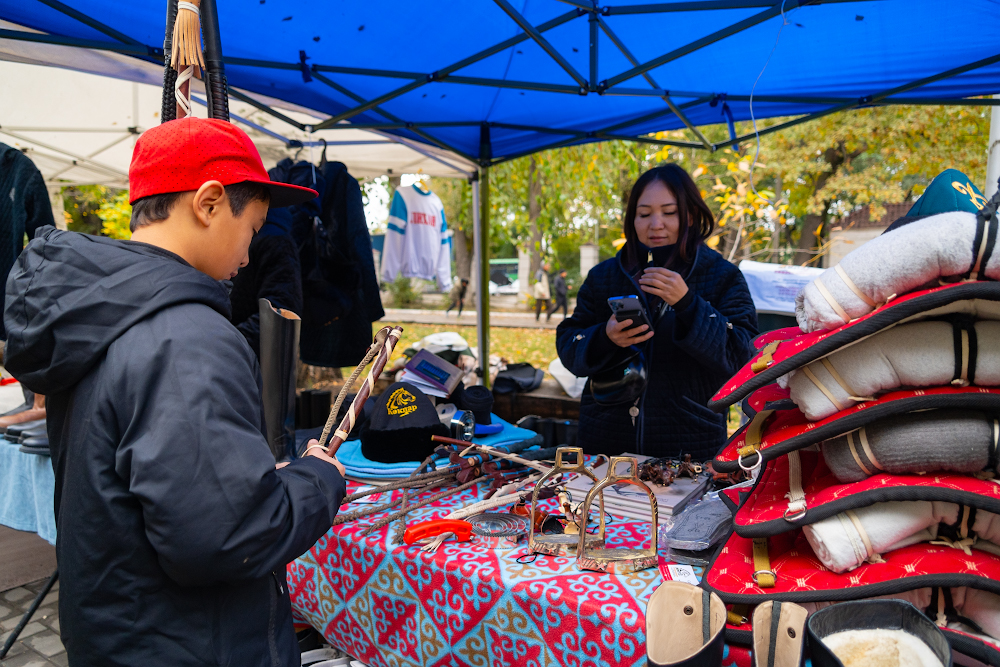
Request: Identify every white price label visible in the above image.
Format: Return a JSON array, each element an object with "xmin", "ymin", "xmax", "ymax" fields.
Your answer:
[{"xmin": 666, "ymin": 563, "xmax": 700, "ymax": 586}]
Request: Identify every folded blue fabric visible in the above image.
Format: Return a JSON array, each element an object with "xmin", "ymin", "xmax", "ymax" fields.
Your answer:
[{"xmin": 339, "ymin": 413, "xmax": 539, "ymax": 479}]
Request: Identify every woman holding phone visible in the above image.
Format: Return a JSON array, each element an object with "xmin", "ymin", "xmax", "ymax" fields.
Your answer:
[{"xmin": 556, "ymin": 164, "xmax": 757, "ymax": 460}]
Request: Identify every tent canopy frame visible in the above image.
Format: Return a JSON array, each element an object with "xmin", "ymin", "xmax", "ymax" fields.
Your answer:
[
  {"xmin": 7, "ymin": 0, "xmax": 1000, "ymax": 385},
  {"xmin": 4, "ymin": 0, "xmax": 1000, "ymax": 166}
]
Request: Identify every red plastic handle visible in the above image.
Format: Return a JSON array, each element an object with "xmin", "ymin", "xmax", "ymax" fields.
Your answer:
[{"xmin": 403, "ymin": 519, "xmax": 473, "ymax": 545}]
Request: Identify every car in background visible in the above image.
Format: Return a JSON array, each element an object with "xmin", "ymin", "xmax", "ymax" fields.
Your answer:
[{"xmin": 488, "ymin": 278, "xmax": 520, "ymax": 295}]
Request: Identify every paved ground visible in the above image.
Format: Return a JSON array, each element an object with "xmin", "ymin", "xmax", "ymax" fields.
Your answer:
[
  {"xmin": 0, "ymin": 578, "xmax": 63, "ymax": 666},
  {"xmin": 383, "ymin": 307, "xmax": 569, "ymax": 329}
]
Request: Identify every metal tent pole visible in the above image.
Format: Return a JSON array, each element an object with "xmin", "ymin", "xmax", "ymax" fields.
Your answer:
[
  {"xmin": 475, "ymin": 125, "xmax": 492, "ymax": 387},
  {"xmin": 987, "ymin": 94, "xmax": 1000, "ymax": 198}
]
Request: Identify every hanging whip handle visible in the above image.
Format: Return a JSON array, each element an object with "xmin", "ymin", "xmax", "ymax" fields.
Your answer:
[
  {"xmin": 160, "ymin": 0, "xmax": 179, "ymax": 123},
  {"xmin": 199, "ymin": 0, "xmax": 229, "ymax": 121}
]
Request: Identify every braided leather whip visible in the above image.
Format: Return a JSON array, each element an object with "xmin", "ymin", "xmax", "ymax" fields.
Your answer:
[{"xmin": 318, "ymin": 326, "xmax": 403, "ymax": 456}]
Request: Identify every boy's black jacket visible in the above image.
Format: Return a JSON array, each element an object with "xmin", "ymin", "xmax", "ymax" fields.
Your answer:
[{"xmin": 4, "ymin": 227, "xmax": 346, "ymax": 667}]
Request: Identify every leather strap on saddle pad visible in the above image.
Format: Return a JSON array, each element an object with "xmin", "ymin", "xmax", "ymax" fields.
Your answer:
[
  {"xmin": 709, "ymin": 282, "xmax": 1000, "ymax": 413},
  {"xmin": 944, "ymin": 627, "xmax": 1000, "ymax": 667},
  {"xmin": 702, "ymin": 529, "xmax": 1000, "ymax": 605},
  {"xmin": 713, "ymin": 386, "xmax": 1000, "ymax": 474},
  {"xmin": 728, "ymin": 450, "xmax": 1000, "ymax": 539}
]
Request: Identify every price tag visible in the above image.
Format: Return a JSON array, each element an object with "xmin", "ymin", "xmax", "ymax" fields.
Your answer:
[
  {"xmin": 666, "ymin": 563, "xmax": 700, "ymax": 586},
  {"xmin": 351, "ymin": 486, "xmax": 389, "ymax": 504}
]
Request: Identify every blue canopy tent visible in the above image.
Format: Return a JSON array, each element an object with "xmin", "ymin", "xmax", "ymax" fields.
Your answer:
[{"xmin": 3, "ymin": 0, "xmax": 1000, "ymax": 381}]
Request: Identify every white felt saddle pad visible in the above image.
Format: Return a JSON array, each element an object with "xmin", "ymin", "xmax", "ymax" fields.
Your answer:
[
  {"xmin": 797, "ymin": 212, "xmax": 999, "ymax": 332},
  {"xmin": 781, "ymin": 321, "xmax": 1000, "ymax": 421}
]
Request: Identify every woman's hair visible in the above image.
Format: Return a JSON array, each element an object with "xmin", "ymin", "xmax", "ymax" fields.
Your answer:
[{"xmin": 622, "ymin": 164, "xmax": 714, "ymax": 269}]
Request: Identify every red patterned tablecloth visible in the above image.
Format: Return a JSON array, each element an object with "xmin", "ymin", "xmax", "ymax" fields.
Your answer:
[{"xmin": 288, "ymin": 485, "xmax": 749, "ymax": 667}]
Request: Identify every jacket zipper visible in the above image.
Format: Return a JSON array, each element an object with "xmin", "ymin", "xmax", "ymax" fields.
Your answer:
[
  {"xmin": 620, "ymin": 258, "xmax": 652, "ymax": 455},
  {"xmin": 617, "ymin": 246, "xmax": 701, "ymax": 455}
]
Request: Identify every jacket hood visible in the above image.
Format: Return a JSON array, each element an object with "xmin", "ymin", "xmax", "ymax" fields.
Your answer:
[{"xmin": 4, "ymin": 227, "xmax": 232, "ymax": 395}]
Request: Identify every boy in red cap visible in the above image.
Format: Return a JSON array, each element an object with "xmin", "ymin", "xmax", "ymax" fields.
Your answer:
[{"xmin": 4, "ymin": 118, "xmax": 346, "ymax": 667}]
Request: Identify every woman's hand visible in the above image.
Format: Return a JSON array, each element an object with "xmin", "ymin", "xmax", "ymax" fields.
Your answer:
[
  {"xmin": 638, "ymin": 267, "xmax": 689, "ymax": 305},
  {"xmin": 606, "ymin": 314, "xmax": 654, "ymax": 348}
]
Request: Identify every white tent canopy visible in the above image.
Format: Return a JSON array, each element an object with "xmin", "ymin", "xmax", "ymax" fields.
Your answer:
[{"xmin": 0, "ymin": 34, "xmax": 477, "ymax": 187}]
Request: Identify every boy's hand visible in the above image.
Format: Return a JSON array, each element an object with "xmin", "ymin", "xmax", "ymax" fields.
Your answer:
[
  {"xmin": 304, "ymin": 439, "xmax": 347, "ymax": 477},
  {"xmin": 275, "ymin": 440, "xmax": 347, "ymax": 477}
]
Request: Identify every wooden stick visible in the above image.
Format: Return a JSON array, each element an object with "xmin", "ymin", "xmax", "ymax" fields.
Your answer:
[{"xmin": 438, "ymin": 438, "xmax": 553, "ymax": 474}]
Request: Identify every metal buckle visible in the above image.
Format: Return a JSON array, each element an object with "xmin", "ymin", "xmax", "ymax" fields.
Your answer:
[
  {"xmin": 783, "ymin": 506, "xmax": 807, "ymax": 522},
  {"xmin": 752, "ymin": 569, "xmax": 776, "ymax": 585},
  {"xmin": 737, "ymin": 450, "xmax": 761, "ymax": 473}
]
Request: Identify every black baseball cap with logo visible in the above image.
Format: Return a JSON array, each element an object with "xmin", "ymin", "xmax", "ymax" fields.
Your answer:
[{"xmin": 360, "ymin": 382, "xmax": 449, "ymax": 464}]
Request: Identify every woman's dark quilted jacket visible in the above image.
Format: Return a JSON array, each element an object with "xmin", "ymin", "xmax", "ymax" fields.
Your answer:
[{"xmin": 556, "ymin": 243, "xmax": 757, "ymax": 460}]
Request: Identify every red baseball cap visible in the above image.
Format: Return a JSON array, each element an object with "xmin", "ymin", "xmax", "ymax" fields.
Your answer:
[{"xmin": 129, "ymin": 117, "xmax": 318, "ymax": 208}]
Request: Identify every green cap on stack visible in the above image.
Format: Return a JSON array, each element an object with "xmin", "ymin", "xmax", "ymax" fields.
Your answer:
[
  {"xmin": 907, "ymin": 169, "xmax": 988, "ymax": 216},
  {"xmin": 884, "ymin": 169, "xmax": 989, "ymax": 234}
]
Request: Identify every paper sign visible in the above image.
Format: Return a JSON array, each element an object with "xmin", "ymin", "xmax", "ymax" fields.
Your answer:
[{"xmin": 666, "ymin": 563, "xmax": 700, "ymax": 586}]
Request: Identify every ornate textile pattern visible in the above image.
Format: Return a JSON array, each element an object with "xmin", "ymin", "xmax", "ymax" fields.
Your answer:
[{"xmin": 288, "ymin": 484, "xmax": 682, "ymax": 667}]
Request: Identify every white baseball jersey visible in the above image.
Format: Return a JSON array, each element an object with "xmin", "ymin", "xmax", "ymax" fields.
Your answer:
[{"xmin": 380, "ymin": 184, "xmax": 452, "ymax": 291}]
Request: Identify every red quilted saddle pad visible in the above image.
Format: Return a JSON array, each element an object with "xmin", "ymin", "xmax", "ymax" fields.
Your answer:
[
  {"xmin": 727, "ymin": 450, "xmax": 1000, "ymax": 538},
  {"xmin": 702, "ymin": 529, "xmax": 1000, "ymax": 604},
  {"xmin": 713, "ymin": 386, "xmax": 1000, "ymax": 473},
  {"xmin": 709, "ymin": 281, "xmax": 1000, "ymax": 412}
]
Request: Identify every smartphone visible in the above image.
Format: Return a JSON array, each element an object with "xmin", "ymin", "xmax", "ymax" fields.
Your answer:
[{"xmin": 608, "ymin": 295, "xmax": 650, "ymax": 330}]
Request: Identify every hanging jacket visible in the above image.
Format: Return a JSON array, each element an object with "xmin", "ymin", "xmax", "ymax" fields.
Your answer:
[
  {"xmin": 230, "ymin": 209, "xmax": 303, "ymax": 357},
  {"xmin": 556, "ymin": 243, "xmax": 758, "ymax": 460},
  {"xmin": 3, "ymin": 227, "xmax": 346, "ymax": 667},
  {"xmin": 0, "ymin": 142, "xmax": 54, "ymax": 339},
  {"xmin": 381, "ymin": 184, "xmax": 452, "ymax": 291},
  {"xmin": 269, "ymin": 158, "xmax": 384, "ymax": 368}
]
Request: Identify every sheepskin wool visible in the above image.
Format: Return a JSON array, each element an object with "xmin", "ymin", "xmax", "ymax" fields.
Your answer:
[
  {"xmin": 822, "ymin": 410, "xmax": 994, "ymax": 483},
  {"xmin": 803, "ymin": 500, "xmax": 1000, "ymax": 574},
  {"xmin": 780, "ymin": 320, "xmax": 1000, "ymax": 421},
  {"xmin": 821, "ymin": 629, "xmax": 944, "ymax": 667},
  {"xmin": 802, "ymin": 587, "xmax": 1000, "ymax": 644},
  {"xmin": 796, "ymin": 211, "xmax": 997, "ymax": 333}
]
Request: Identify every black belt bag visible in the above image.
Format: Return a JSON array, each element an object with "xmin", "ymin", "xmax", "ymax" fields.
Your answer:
[
  {"xmin": 589, "ymin": 298, "xmax": 664, "ymax": 406},
  {"xmin": 589, "ymin": 348, "xmax": 648, "ymax": 406}
]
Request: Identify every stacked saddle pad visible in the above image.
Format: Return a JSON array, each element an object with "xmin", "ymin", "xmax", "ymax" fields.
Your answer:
[{"xmin": 697, "ymin": 190, "xmax": 1000, "ymax": 660}]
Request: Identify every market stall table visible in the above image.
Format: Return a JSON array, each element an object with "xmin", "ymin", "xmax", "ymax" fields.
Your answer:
[{"xmin": 288, "ymin": 483, "xmax": 740, "ymax": 667}]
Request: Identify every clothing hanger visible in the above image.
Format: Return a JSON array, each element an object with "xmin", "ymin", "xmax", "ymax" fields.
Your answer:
[{"xmin": 413, "ymin": 180, "xmax": 430, "ymax": 193}]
